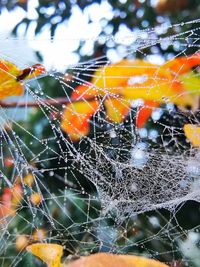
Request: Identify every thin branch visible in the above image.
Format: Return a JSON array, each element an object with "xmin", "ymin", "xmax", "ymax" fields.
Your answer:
[{"xmin": 0, "ymin": 96, "xmax": 98, "ymax": 108}]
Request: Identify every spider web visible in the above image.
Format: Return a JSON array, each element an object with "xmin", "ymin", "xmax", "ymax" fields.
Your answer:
[{"xmin": 0, "ymin": 19, "xmax": 200, "ymax": 267}]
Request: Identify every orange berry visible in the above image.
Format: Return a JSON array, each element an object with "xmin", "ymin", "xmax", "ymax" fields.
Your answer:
[
  {"xmin": 23, "ymin": 173, "xmax": 34, "ymax": 187},
  {"xmin": 32, "ymin": 229, "xmax": 47, "ymax": 242},
  {"xmin": 11, "ymin": 184, "xmax": 23, "ymax": 207},
  {"xmin": 15, "ymin": 235, "xmax": 28, "ymax": 251},
  {"xmin": 30, "ymin": 192, "xmax": 42, "ymax": 206},
  {"xmin": 4, "ymin": 157, "xmax": 14, "ymax": 167},
  {"xmin": 3, "ymin": 122, "xmax": 13, "ymax": 132}
]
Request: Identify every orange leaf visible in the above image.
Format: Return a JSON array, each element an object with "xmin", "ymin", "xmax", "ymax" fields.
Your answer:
[
  {"xmin": 1, "ymin": 183, "xmax": 22, "ymax": 208},
  {"xmin": 164, "ymin": 53, "xmax": 200, "ymax": 75},
  {"xmin": 67, "ymin": 253, "xmax": 169, "ymax": 267},
  {"xmin": 71, "ymin": 84, "xmax": 97, "ymax": 101},
  {"xmin": 0, "ymin": 59, "xmax": 45, "ymax": 99},
  {"xmin": 27, "ymin": 243, "xmax": 63, "ymax": 267},
  {"xmin": 92, "ymin": 59, "xmax": 193, "ymax": 107},
  {"xmin": 61, "ymin": 100, "xmax": 99, "ymax": 141},
  {"xmin": 136, "ymin": 100, "xmax": 160, "ymax": 128},
  {"xmin": 183, "ymin": 124, "xmax": 200, "ymax": 147}
]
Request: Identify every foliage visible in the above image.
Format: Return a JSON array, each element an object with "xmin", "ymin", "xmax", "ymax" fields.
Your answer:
[
  {"xmin": 27, "ymin": 243, "xmax": 169, "ymax": 267},
  {"xmin": 61, "ymin": 55, "xmax": 200, "ymax": 140}
]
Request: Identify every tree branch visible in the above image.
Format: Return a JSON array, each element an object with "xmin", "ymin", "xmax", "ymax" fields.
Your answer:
[{"xmin": 0, "ymin": 96, "xmax": 97, "ymax": 108}]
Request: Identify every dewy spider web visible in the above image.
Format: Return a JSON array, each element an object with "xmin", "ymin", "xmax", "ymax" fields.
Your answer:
[{"xmin": 0, "ymin": 19, "xmax": 200, "ymax": 266}]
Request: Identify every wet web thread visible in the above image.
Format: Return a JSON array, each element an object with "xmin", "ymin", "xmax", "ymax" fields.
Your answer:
[{"xmin": 0, "ymin": 19, "xmax": 200, "ymax": 266}]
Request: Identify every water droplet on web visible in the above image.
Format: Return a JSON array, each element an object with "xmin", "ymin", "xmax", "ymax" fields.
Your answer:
[{"xmin": 1, "ymin": 21, "xmax": 200, "ymax": 266}]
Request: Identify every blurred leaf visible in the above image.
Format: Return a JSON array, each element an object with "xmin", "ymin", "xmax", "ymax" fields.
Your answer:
[
  {"xmin": 27, "ymin": 244, "xmax": 169, "ymax": 267},
  {"xmin": 184, "ymin": 124, "xmax": 200, "ymax": 147}
]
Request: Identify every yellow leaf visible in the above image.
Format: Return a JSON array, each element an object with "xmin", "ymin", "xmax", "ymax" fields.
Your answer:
[
  {"xmin": 104, "ymin": 98, "xmax": 130, "ymax": 123},
  {"xmin": 93, "ymin": 60, "xmax": 172, "ymax": 91},
  {"xmin": 0, "ymin": 59, "xmax": 45, "ymax": 99},
  {"xmin": 184, "ymin": 124, "xmax": 200, "ymax": 147},
  {"xmin": 61, "ymin": 56, "xmax": 198, "ymax": 140},
  {"xmin": 122, "ymin": 79, "xmax": 193, "ymax": 107},
  {"xmin": 27, "ymin": 244, "xmax": 169, "ymax": 267},
  {"xmin": 179, "ymin": 72, "xmax": 200, "ymax": 95},
  {"xmin": 0, "ymin": 59, "xmax": 23, "ymax": 99},
  {"xmin": 91, "ymin": 57, "xmax": 197, "ymax": 108},
  {"xmin": 27, "ymin": 243, "xmax": 63, "ymax": 267}
]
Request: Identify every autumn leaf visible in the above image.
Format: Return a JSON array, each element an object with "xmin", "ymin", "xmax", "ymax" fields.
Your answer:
[
  {"xmin": 136, "ymin": 101, "xmax": 160, "ymax": 128},
  {"xmin": 26, "ymin": 243, "xmax": 63, "ymax": 267},
  {"xmin": 179, "ymin": 71, "xmax": 200, "ymax": 95},
  {"xmin": 155, "ymin": 0, "xmax": 190, "ymax": 14},
  {"xmin": 61, "ymin": 100, "xmax": 100, "ymax": 141},
  {"xmin": 70, "ymin": 84, "xmax": 97, "ymax": 101},
  {"xmin": 67, "ymin": 253, "xmax": 169, "ymax": 267},
  {"xmin": 104, "ymin": 97, "xmax": 130, "ymax": 123},
  {"xmin": 183, "ymin": 124, "xmax": 200, "ymax": 147},
  {"xmin": 121, "ymin": 79, "xmax": 192, "ymax": 106},
  {"xmin": 163, "ymin": 52, "xmax": 200, "ymax": 75},
  {"xmin": 0, "ymin": 59, "xmax": 45, "ymax": 99},
  {"xmin": 61, "ymin": 54, "xmax": 199, "ymax": 140},
  {"xmin": 136, "ymin": 54, "xmax": 200, "ymax": 128},
  {"xmin": 15, "ymin": 229, "xmax": 47, "ymax": 252},
  {"xmin": 27, "ymin": 243, "xmax": 169, "ymax": 267},
  {"xmin": 93, "ymin": 59, "xmax": 172, "ymax": 90}
]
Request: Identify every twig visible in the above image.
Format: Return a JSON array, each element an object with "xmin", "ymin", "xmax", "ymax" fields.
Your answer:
[{"xmin": 0, "ymin": 96, "xmax": 97, "ymax": 108}]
